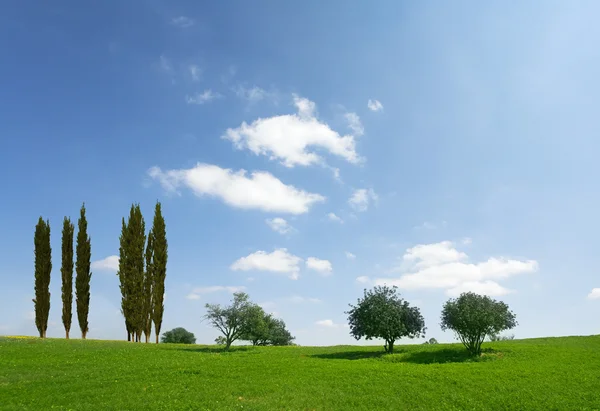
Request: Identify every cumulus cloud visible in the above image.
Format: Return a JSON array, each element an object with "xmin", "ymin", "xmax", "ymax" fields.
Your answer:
[
  {"xmin": 306, "ymin": 257, "xmax": 333, "ymax": 275},
  {"xmin": 231, "ymin": 248, "xmax": 302, "ymax": 280},
  {"xmin": 186, "ymin": 90, "xmax": 222, "ymax": 105},
  {"xmin": 367, "ymin": 99, "xmax": 383, "ymax": 111},
  {"xmin": 348, "ymin": 188, "xmax": 378, "ymax": 212},
  {"xmin": 315, "ymin": 319, "xmax": 347, "ymax": 328},
  {"xmin": 171, "ymin": 16, "xmax": 195, "ymax": 28},
  {"xmin": 375, "ymin": 241, "xmax": 538, "ymax": 296},
  {"xmin": 345, "ymin": 112, "xmax": 364, "ymax": 136},
  {"xmin": 222, "ymin": 94, "xmax": 362, "ymax": 168},
  {"xmin": 587, "ymin": 288, "xmax": 600, "ymax": 300},
  {"xmin": 327, "ymin": 212, "xmax": 343, "ymax": 223},
  {"xmin": 266, "ymin": 217, "xmax": 294, "ymax": 235},
  {"xmin": 186, "ymin": 285, "xmax": 245, "ymax": 300},
  {"xmin": 91, "ymin": 255, "xmax": 119, "ymax": 272},
  {"xmin": 148, "ymin": 163, "xmax": 325, "ymax": 214},
  {"xmin": 345, "ymin": 251, "xmax": 356, "ymax": 260}
]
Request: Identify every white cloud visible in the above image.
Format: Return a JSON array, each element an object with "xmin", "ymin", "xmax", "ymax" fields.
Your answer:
[
  {"xmin": 306, "ymin": 257, "xmax": 333, "ymax": 275},
  {"xmin": 315, "ymin": 319, "xmax": 347, "ymax": 328},
  {"xmin": 367, "ymin": 99, "xmax": 383, "ymax": 111},
  {"xmin": 266, "ymin": 217, "xmax": 294, "ymax": 235},
  {"xmin": 327, "ymin": 212, "xmax": 344, "ymax": 223},
  {"xmin": 222, "ymin": 94, "xmax": 361, "ymax": 168},
  {"xmin": 171, "ymin": 16, "xmax": 195, "ymax": 28},
  {"xmin": 348, "ymin": 188, "xmax": 378, "ymax": 212},
  {"xmin": 345, "ymin": 251, "xmax": 356, "ymax": 260},
  {"xmin": 345, "ymin": 112, "xmax": 364, "ymax": 136},
  {"xmin": 588, "ymin": 288, "xmax": 600, "ymax": 300},
  {"xmin": 234, "ymin": 85, "xmax": 269, "ymax": 103},
  {"xmin": 462, "ymin": 237, "xmax": 473, "ymax": 245},
  {"xmin": 159, "ymin": 55, "xmax": 172, "ymax": 73},
  {"xmin": 91, "ymin": 255, "xmax": 119, "ymax": 272},
  {"xmin": 375, "ymin": 241, "xmax": 538, "ymax": 296},
  {"xmin": 189, "ymin": 65, "xmax": 201, "ymax": 82},
  {"xmin": 231, "ymin": 248, "xmax": 302, "ymax": 280},
  {"xmin": 288, "ymin": 296, "xmax": 321, "ymax": 304},
  {"xmin": 356, "ymin": 276, "xmax": 371, "ymax": 284},
  {"xmin": 415, "ymin": 221, "xmax": 437, "ymax": 230},
  {"xmin": 186, "ymin": 90, "xmax": 221, "ymax": 105},
  {"xmin": 186, "ymin": 285, "xmax": 246, "ymax": 300},
  {"xmin": 148, "ymin": 163, "xmax": 325, "ymax": 214}
]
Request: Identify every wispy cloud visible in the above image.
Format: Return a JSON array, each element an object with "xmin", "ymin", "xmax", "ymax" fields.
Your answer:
[
  {"xmin": 327, "ymin": 212, "xmax": 344, "ymax": 223},
  {"xmin": 91, "ymin": 255, "xmax": 119, "ymax": 272},
  {"xmin": 367, "ymin": 99, "xmax": 383, "ymax": 111},
  {"xmin": 188, "ymin": 65, "xmax": 201, "ymax": 82},
  {"xmin": 186, "ymin": 90, "xmax": 222, "ymax": 105},
  {"xmin": 171, "ymin": 16, "xmax": 195, "ymax": 28},
  {"xmin": 186, "ymin": 285, "xmax": 246, "ymax": 300}
]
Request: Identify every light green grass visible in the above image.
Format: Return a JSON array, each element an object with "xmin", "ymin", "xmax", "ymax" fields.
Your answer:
[{"xmin": 1, "ymin": 335, "xmax": 600, "ymax": 410}]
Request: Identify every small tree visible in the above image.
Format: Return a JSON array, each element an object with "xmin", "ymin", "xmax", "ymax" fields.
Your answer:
[
  {"xmin": 240, "ymin": 312, "xmax": 295, "ymax": 346},
  {"xmin": 346, "ymin": 286, "xmax": 426, "ymax": 353},
  {"xmin": 489, "ymin": 333, "xmax": 515, "ymax": 342},
  {"xmin": 204, "ymin": 292, "xmax": 261, "ymax": 350},
  {"xmin": 423, "ymin": 337, "xmax": 438, "ymax": 345},
  {"xmin": 161, "ymin": 327, "xmax": 196, "ymax": 344},
  {"xmin": 441, "ymin": 292, "xmax": 517, "ymax": 356},
  {"xmin": 75, "ymin": 204, "xmax": 92, "ymax": 339}
]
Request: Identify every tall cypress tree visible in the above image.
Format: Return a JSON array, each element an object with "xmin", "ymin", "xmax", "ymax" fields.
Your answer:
[
  {"xmin": 33, "ymin": 217, "xmax": 52, "ymax": 338},
  {"xmin": 143, "ymin": 232, "xmax": 154, "ymax": 342},
  {"xmin": 61, "ymin": 217, "xmax": 75, "ymax": 339},
  {"xmin": 118, "ymin": 204, "xmax": 146, "ymax": 342},
  {"xmin": 151, "ymin": 202, "xmax": 168, "ymax": 344},
  {"xmin": 118, "ymin": 216, "xmax": 132, "ymax": 341},
  {"xmin": 130, "ymin": 205, "xmax": 146, "ymax": 342},
  {"xmin": 76, "ymin": 204, "xmax": 92, "ymax": 339}
]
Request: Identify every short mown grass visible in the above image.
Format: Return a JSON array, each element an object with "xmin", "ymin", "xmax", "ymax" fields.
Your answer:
[{"xmin": 1, "ymin": 335, "xmax": 599, "ymax": 410}]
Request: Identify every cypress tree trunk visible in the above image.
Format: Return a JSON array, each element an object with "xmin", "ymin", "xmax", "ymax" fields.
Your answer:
[
  {"xmin": 151, "ymin": 202, "xmax": 168, "ymax": 344},
  {"xmin": 61, "ymin": 217, "xmax": 74, "ymax": 339},
  {"xmin": 76, "ymin": 204, "xmax": 92, "ymax": 340},
  {"xmin": 33, "ymin": 218, "xmax": 52, "ymax": 339}
]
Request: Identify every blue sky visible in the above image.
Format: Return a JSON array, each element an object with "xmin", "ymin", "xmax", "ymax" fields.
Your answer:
[{"xmin": 1, "ymin": 0, "xmax": 599, "ymax": 345}]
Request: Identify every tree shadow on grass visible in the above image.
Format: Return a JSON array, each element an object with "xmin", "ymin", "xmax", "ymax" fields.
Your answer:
[
  {"xmin": 174, "ymin": 346, "xmax": 254, "ymax": 354},
  {"xmin": 311, "ymin": 350, "xmax": 391, "ymax": 360}
]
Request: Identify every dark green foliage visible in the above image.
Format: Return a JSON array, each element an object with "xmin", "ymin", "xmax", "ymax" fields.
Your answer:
[
  {"xmin": 204, "ymin": 292, "xmax": 262, "ymax": 350},
  {"xmin": 143, "ymin": 232, "xmax": 153, "ymax": 342},
  {"xmin": 118, "ymin": 204, "xmax": 146, "ymax": 342},
  {"xmin": 241, "ymin": 312, "xmax": 295, "ymax": 346},
  {"xmin": 441, "ymin": 292, "xmax": 517, "ymax": 356},
  {"xmin": 33, "ymin": 217, "xmax": 52, "ymax": 338},
  {"xmin": 160, "ymin": 327, "xmax": 196, "ymax": 344},
  {"xmin": 150, "ymin": 202, "xmax": 167, "ymax": 344},
  {"xmin": 75, "ymin": 204, "xmax": 92, "ymax": 339},
  {"xmin": 346, "ymin": 285, "xmax": 426, "ymax": 353},
  {"xmin": 61, "ymin": 217, "xmax": 74, "ymax": 339},
  {"xmin": 423, "ymin": 338, "xmax": 438, "ymax": 345}
]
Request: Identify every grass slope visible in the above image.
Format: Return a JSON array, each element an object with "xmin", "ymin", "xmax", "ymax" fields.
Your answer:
[{"xmin": 1, "ymin": 335, "xmax": 600, "ymax": 410}]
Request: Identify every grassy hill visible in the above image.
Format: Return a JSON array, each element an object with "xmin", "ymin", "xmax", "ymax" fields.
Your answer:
[{"xmin": 1, "ymin": 335, "xmax": 599, "ymax": 410}]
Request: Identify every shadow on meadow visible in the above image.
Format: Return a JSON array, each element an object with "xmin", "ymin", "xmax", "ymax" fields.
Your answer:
[
  {"xmin": 313, "ymin": 347, "xmax": 500, "ymax": 364},
  {"xmin": 174, "ymin": 346, "xmax": 254, "ymax": 354}
]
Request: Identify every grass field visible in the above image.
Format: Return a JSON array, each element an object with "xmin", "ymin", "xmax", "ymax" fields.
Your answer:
[{"xmin": 1, "ymin": 335, "xmax": 600, "ymax": 410}]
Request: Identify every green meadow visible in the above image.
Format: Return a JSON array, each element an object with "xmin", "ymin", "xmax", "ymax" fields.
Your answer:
[{"xmin": 1, "ymin": 335, "xmax": 600, "ymax": 410}]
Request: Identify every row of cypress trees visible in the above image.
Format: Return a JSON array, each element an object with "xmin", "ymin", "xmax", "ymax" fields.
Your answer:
[
  {"xmin": 33, "ymin": 204, "xmax": 91, "ymax": 339},
  {"xmin": 118, "ymin": 202, "xmax": 167, "ymax": 343}
]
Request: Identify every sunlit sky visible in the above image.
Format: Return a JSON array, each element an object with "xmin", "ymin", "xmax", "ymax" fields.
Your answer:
[{"xmin": 1, "ymin": 0, "xmax": 599, "ymax": 345}]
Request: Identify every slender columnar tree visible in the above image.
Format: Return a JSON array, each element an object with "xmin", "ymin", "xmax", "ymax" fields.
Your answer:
[
  {"xmin": 151, "ymin": 202, "xmax": 167, "ymax": 344},
  {"xmin": 143, "ymin": 231, "xmax": 154, "ymax": 342},
  {"xmin": 118, "ymin": 204, "xmax": 146, "ymax": 342},
  {"xmin": 61, "ymin": 217, "xmax": 75, "ymax": 339},
  {"xmin": 33, "ymin": 217, "xmax": 52, "ymax": 338},
  {"xmin": 75, "ymin": 204, "xmax": 92, "ymax": 339}
]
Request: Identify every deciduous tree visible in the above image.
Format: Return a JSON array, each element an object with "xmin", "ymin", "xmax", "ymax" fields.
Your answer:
[
  {"xmin": 33, "ymin": 217, "xmax": 52, "ymax": 338},
  {"xmin": 346, "ymin": 285, "xmax": 426, "ymax": 353},
  {"xmin": 75, "ymin": 204, "xmax": 92, "ymax": 339},
  {"xmin": 61, "ymin": 217, "xmax": 74, "ymax": 339},
  {"xmin": 204, "ymin": 292, "xmax": 260, "ymax": 350},
  {"xmin": 161, "ymin": 327, "xmax": 196, "ymax": 344},
  {"xmin": 441, "ymin": 292, "xmax": 517, "ymax": 356}
]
